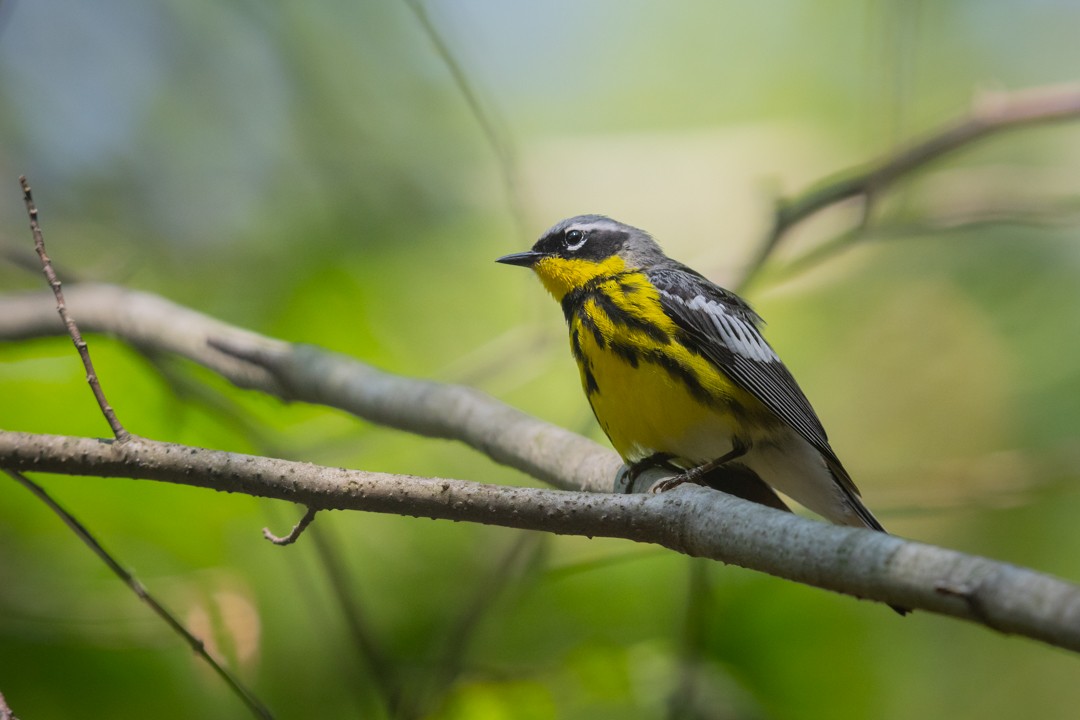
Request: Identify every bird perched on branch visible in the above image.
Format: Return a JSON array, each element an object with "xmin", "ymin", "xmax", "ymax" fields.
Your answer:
[{"xmin": 497, "ymin": 215, "xmax": 889, "ymax": 533}]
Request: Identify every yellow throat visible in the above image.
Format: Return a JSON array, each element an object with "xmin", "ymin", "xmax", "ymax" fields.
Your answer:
[{"xmin": 531, "ymin": 254, "xmax": 628, "ymax": 301}]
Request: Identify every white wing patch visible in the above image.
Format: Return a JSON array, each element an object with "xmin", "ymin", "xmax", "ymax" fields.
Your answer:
[{"xmin": 662, "ymin": 290, "xmax": 779, "ymax": 363}]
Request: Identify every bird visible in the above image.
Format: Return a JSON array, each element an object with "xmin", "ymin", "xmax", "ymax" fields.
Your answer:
[{"xmin": 496, "ymin": 214, "xmax": 889, "ymax": 533}]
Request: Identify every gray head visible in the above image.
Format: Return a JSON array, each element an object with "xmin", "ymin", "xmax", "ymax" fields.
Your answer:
[{"xmin": 495, "ymin": 215, "xmax": 667, "ymax": 270}]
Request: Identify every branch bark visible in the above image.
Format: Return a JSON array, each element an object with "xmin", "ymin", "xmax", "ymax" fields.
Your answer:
[
  {"xmin": 0, "ymin": 283, "xmax": 617, "ymax": 492},
  {"xmin": 4, "ymin": 284, "xmax": 1080, "ymax": 649},
  {"xmin": 19, "ymin": 176, "xmax": 130, "ymax": 441},
  {"xmin": 737, "ymin": 82, "xmax": 1080, "ymax": 289},
  {"xmin": 2, "ymin": 430, "xmax": 1080, "ymax": 652}
]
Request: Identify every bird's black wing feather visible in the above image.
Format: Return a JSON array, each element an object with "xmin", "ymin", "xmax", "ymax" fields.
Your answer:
[
  {"xmin": 649, "ymin": 263, "xmax": 894, "ymax": 539},
  {"xmin": 648, "ymin": 263, "xmax": 859, "ymax": 493}
]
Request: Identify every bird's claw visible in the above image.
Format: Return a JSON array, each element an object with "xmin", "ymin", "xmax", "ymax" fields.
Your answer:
[{"xmin": 649, "ymin": 474, "xmax": 690, "ymax": 494}]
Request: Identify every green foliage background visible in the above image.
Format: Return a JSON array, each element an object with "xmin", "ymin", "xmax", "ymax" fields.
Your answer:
[{"xmin": 2, "ymin": 2, "xmax": 1080, "ymax": 718}]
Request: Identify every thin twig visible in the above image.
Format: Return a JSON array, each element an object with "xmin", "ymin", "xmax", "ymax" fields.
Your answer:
[
  {"xmin": 258, "ymin": 502, "xmax": 381, "ymax": 718},
  {"xmin": 737, "ymin": 83, "xmax": 1080, "ymax": 291},
  {"xmin": 413, "ymin": 533, "xmax": 544, "ymax": 717},
  {"xmin": 19, "ymin": 176, "xmax": 130, "ymax": 442},
  {"xmin": 668, "ymin": 559, "xmax": 711, "ymax": 720},
  {"xmin": 308, "ymin": 522, "xmax": 403, "ymax": 716},
  {"xmin": 136, "ymin": 347, "xmax": 282, "ymax": 451},
  {"xmin": 263, "ymin": 505, "xmax": 318, "ymax": 545},
  {"xmin": 767, "ymin": 196, "xmax": 1080, "ymax": 286},
  {"xmin": 3, "ymin": 469, "xmax": 275, "ymax": 720},
  {"xmin": 400, "ymin": 0, "xmax": 526, "ymax": 237}
]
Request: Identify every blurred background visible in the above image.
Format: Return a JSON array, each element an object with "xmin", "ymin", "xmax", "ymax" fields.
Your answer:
[{"xmin": 2, "ymin": 1, "xmax": 1080, "ymax": 718}]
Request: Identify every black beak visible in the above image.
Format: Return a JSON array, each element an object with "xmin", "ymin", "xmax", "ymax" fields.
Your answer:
[{"xmin": 495, "ymin": 250, "xmax": 543, "ymax": 268}]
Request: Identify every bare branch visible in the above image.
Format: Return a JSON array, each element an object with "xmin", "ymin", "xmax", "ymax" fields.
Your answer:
[
  {"xmin": 400, "ymin": 0, "xmax": 526, "ymax": 237},
  {"xmin": 3, "ymin": 468, "xmax": 274, "ymax": 720},
  {"xmin": 669, "ymin": 559, "xmax": 711, "ymax": 718},
  {"xmin": 3, "ymin": 430, "xmax": 1080, "ymax": 652},
  {"xmin": 0, "ymin": 283, "xmax": 618, "ymax": 493},
  {"xmin": 4, "ymin": 282, "xmax": 1080, "ymax": 650},
  {"xmin": 18, "ymin": 177, "xmax": 130, "ymax": 441},
  {"xmin": 307, "ymin": 523, "xmax": 403, "ymax": 717},
  {"xmin": 263, "ymin": 505, "xmax": 318, "ymax": 545},
  {"xmin": 738, "ymin": 83, "xmax": 1080, "ymax": 290},
  {"xmin": 416, "ymin": 533, "xmax": 544, "ymax": 716}
]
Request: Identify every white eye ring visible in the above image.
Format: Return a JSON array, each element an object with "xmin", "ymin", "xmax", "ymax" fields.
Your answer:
[{"xmin": 565, "ymin": 230, "xmax": 587, "ymax": 252}]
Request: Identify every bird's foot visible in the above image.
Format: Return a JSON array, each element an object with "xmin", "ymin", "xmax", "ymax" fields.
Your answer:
[
  {"xmin": 617, "ymin": 454, "xmax": 679, "ymax": 494},
  {"xmin": 649, "ymin": 442, "xmax": 750, "ymax": 494},
  {"xmin": 649, "ymin": 467, "xmax": 703, "ymax": 494}
]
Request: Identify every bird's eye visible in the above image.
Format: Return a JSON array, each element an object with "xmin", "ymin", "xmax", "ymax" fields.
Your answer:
[{"xmin": 564, "ymin": 229, "xmax": 587, "ymax": 252}]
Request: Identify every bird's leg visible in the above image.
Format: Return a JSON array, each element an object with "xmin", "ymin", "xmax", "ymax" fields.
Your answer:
[{"xmin": 650, "ymin": 441, "xmax": 749, "ymax": 494}]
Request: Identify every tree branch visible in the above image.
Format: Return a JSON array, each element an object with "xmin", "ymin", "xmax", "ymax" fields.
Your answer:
[
  {"xmin": 0, "ymin": 283, "xmax": 617, "ymax": 494},
  {"xmin": 4, "ymin": 284, "xmax": 1080, "ymax": 648},
  {"xmin": 3, "ymin": 468, "xmax": 273, "ymax": 719},
  {"xmin": 19, "ymin": 176, "xmax": 130, "ymax": 441},
  {"xmin": 737, "ymin": 83, "xmax": 1080, "ymax": 290},
  {"xmin": 262, "ymin": 505, "xmax": 318, "ymax": 545},
  {"xmin": 399, "ymin": 0, "xmax": 526, "ymax": 237},
  {"xmin": 2, "ymin": 430, "xmax": 1080, "ymax": 652}
]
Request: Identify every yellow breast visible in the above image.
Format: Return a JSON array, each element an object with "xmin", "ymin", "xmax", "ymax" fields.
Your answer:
[{"xmin": 560, "ymin": 270, "xmax": 768, "ymax": 465}]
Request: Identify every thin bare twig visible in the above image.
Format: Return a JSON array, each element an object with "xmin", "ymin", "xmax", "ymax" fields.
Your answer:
[
  {"xmin": 400, "ymin": 0, "xmax": 526, "ymax": 237},
  {"xmin": 263, "ymin": 505, "xmax": 318, "ymax": 545},
  {"xmin": 668, "ymin": 559, "xmax": 711, "ymax": 720},
  {"xmin": 412, "ymin": 533, "xmax": 545, "ymax": 717},
  {"xmin": 763, "ymin": 192, "xmax": 1080, "ymax": 287},
  {"xmin": 3, "ymin": 469, "xmax": 274, "ymax": 720},
  {"xmin": 308, "ymin": 522, "xmax": 403, "ymax": 716},
  {"xmin": 737, "ymin": 83, "xmax": 1080, "ymax": 291},
  {"xmin": 19, "ymin": 176, "xmax": 130, "ymax": 442},
  {"xmin": 257, "ymin": 502, "xmax": 380, "ymax": 718}
]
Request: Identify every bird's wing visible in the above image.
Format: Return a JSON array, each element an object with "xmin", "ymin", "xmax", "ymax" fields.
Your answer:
[
  {"xmin": 649, "ymin": 264, "xmax": 887, "ymax": 533},
  {"xmin": 649, "ymin": 264, "xmax": 842, "ymax": 471}
]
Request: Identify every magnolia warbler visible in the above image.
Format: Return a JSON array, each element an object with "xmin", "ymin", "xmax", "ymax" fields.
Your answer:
[{"xmin": 497, "ymin": 215, "xmax": 889, "ymax": 533}]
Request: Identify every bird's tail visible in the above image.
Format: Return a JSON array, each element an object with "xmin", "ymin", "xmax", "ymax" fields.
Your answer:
[
  {"xmin": 823, "ymin": 454, "xmax": 887, "ymax": 532},
  {"xmin": 823, "ymin": 456, "xmax": 910, "ymax": 616}
]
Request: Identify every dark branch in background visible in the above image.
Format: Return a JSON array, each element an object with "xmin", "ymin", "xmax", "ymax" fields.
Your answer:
[
  {"xmin": 400, "ymin": 0, "xmax": 527, "ymax": 238},
  {"xmin": 3, "ymin": 245, "xmax": 57, "ymax": 276},
  {"xmin": 19, "ymin": 176, "xmax": 130, "ymax": 442},
  {"xmin": 3, "ymin": 469, "xmax": 274, "ymax": 720},
  {"xmin": 412, "ymin": 533, "xmax": 545, "ymax": 718},
  {"xmin": 669, "ymin": 559, "xmax": 711, "ymax": 719},
  {"xmin": 4, "ymin": 431, "xmax": 1080, "ymax": 653},
  {"xmin": 307, "ymin": 523, "xmax": 404, "ymax": 717},
  {"xmin": 737, "ymin": 83, "xmax": 1080, "ymax": 291},
  {"xmin": 763, "ymin": 193, "xmax": 1080, "ymax": 288}
]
